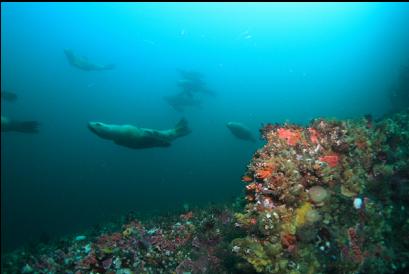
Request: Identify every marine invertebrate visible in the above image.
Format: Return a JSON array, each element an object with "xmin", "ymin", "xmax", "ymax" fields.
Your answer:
[
  {"xmin": 255, "ymin": 169, "xmax": 272, "ymax": 180},
  {"xmin": 122, "ymin": 227, "xmax": 133, "ymax": 237},
  {"xmin": 308, "ymin": 186, "xmax": 329, "ymax": 205},
  {"xmin": 305, "ymin": 209, "xmax": 321, "ymax": 223},
  {"xmin": 231, "ymin": 237, "xmax": 274, "ymax": 272},
  {"xmin": 353, "ymin": 197, "xmax": 363, "ymax": 209},
  {"xmin": 281, "ymin": 232, "xmax": 297, "ymax": 252},
  {"xmin": 255, "ymin": 162, "xmax": 276, "ymax": 180},
  {"xmin": 295, "ymin": 202, "xmax": 313, "ymax": 226}
]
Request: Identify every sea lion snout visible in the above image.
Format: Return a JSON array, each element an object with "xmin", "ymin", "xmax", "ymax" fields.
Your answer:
[{"xmin": 87, "ymin": 122, "xmax": 102, "ymax": 135}]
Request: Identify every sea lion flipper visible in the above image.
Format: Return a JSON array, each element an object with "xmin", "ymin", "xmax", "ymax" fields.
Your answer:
[
  {"xmin": 113, "ymin": 139, "xmax": 147, "ymax": 149},
  {"xmin": 174, "ymin": 118, "xmax": 191, "ymax": 137},
  {"xmin": 15, "ymin": 121, "xmax": 39, "ymax": 133},
  {"xmin": 144, "ymin": 130, "xmax": 173, "ymax": 145},
  {"xmin": 1, "ymin": 91, "xmax": 18, "ymax": 102}
]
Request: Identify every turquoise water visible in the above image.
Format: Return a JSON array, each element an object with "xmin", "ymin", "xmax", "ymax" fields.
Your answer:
[{"xmin": 1, "ymin": 2, "xmax": 409, "ymax": 252}]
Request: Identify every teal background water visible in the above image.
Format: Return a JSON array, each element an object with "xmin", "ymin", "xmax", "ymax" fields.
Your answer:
[{"xmin": 2, "ymin": 2, "xmax": 409, "ymax": 251}]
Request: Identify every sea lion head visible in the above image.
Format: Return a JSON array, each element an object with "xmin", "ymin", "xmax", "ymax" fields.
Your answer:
[
  {"xmin": 226, "ymin": 121, "xmax": 239, "ymax": 129},
  {"xmin": 88, "ymin": 122, "xmax": 117, "ymax": 140},
  {"xmin": 64, "ymin": 48, "xmax": 75, "ymax": 59}
]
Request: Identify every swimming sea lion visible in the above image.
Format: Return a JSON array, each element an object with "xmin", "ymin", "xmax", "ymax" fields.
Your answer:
[
  {"xmin": 1, "ymin": 116, "xmax": 39, "ymax": 133},
  {"xmin": 64, "ymin": 49, "xmax": 115, "ymax": 71},
  {"xmin": 177, "ymin": 69, "xmax": 203, "ymax": 81},
  {"xmin": 164, "ymin": 92, "xmax": 202, "ymax": 112},
  {"xmin": 226, "ymin": 121, "xmax": 256, "ymax": 142},
  {"xmin": 88, "ymin": 118, "xmax": 191, "ymax": 149},
  {"xmin": 1, "ymin": 91, "xmax": 18, "ymax": 102},
  {"xmin": 177, "ymin": 78, "xmax": 215, "ymax": 96},
  {"xmin": 177, "ymin": 78, "xmax": 204, "ymax": 92},
  {"xmin": 177, "ymin": 69, "xmax": 215, "ymax": 96}
]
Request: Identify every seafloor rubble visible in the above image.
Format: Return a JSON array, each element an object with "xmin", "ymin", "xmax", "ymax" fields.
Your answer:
[{"xmin": 2, "ymin": 109, "xmax": 409, "ymax": 274}]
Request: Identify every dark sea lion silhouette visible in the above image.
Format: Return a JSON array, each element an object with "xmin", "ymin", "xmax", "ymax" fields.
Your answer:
[
  {"xmin": 164, "ymin": 92, "xmax": 202, "ymax": 112},
  {"xmin": 1, "ymin": 116, "xmax": 39, "ymax": 133},
  {"xmin": 1, "ymin": 91, "xmax": 18, "ymax": 102},
  {"xmin": 226, "ymin": 121, "xmax": 256, "ymax": 142},
  {"xmin": 64, "ymin": 49, "xmax": 115, "ymax": 71}
]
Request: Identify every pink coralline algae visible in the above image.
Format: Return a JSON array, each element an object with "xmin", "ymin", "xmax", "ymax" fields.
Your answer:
[
  {"xmin": 319, "ymin": 154, "xmax": 340, "ymax": 167},
  {"xmin": 308, "ymin": 127, "xmax": 320, "ymax": 144},
  {"xmin": 277, "ymin": 128, "xmax": 302, "ymax": 146}
]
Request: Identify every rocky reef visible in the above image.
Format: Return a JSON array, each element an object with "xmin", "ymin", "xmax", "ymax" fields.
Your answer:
[
  {"xmin": 1, "ymin": 109, "xmax": 408, "ymax": 274},
  {"xmin": 232, "ymin": 108, "xmax": 409, "ymax": 273}
]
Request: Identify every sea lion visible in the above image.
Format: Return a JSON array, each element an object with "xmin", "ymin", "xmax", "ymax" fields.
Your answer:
[
  {"xmin": 88, "ymin": 118, "xmax": 191, "ymax": 149},
  {"xmin": 177, "ymin": 79, "xmax": 215, "ymax": 96},
  {"xmin": 177, "ymin": 69, "xmax": 203, "ymax": 81},
  {"xmin": 164, "ymin": 92, "xmax": 202, "ymax": 112},
  {"xmin": 1, "ymin": 116, "xmax": 39, "ymax": 133},
  {"xmin": 226, "ymin": 121, "xmax": 256, "ymax": 142},
  {"xmin": 178, "ymin": 78, "xmax": 205, "ymax": 92},
  {"xmin": 64, "ymin": 49, "xmax": 115, "ymax": 71},
  {"xmin": 1, "ymin": 91, "xmax": 18, "ymax": 102},
  {"xmin": 177, "ymin": 69, "xmax": 215, "ymax": 96}
]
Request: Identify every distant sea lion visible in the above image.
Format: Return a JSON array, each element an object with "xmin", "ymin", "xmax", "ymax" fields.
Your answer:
[
  {"xmin": 177, "ymin": 69, "xmax": 203, "ymax": 81},
  {"xmin": 64, "ymin": 49, "xmax": 115, "ymax": 71},
  {"xmin": 177, "ymin": 79, "xmax": 215, "ymax": 96},
  {"xmin": 177, "ymin": 69, "xmax": 215, "ymax": 96},
  {"xmin": 1, "ymin": 116, "xmax": 39, "ymax": 133},
  {"xmin": 226, "ymin": 122, "xmax": 256, "ymax": 142},
  {"xmin": 177, "ymin": 79, "xmax": 205, "ymax": 93},
  {"xmin": 88, "ymin": 118, "xmax": 191, "ymax": 149},
  {"xmin": 164, "ymin": 92, "xmax": 202, "ymax": 112},
  {"xmin": 1, "ymin": 91, "xmax": 18, "ymax": 102}
]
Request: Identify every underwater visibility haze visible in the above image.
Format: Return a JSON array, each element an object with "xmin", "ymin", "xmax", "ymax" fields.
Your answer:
[{"xmin": 1, "ymin": 2, "xmax": 409, "ymax": 273}]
